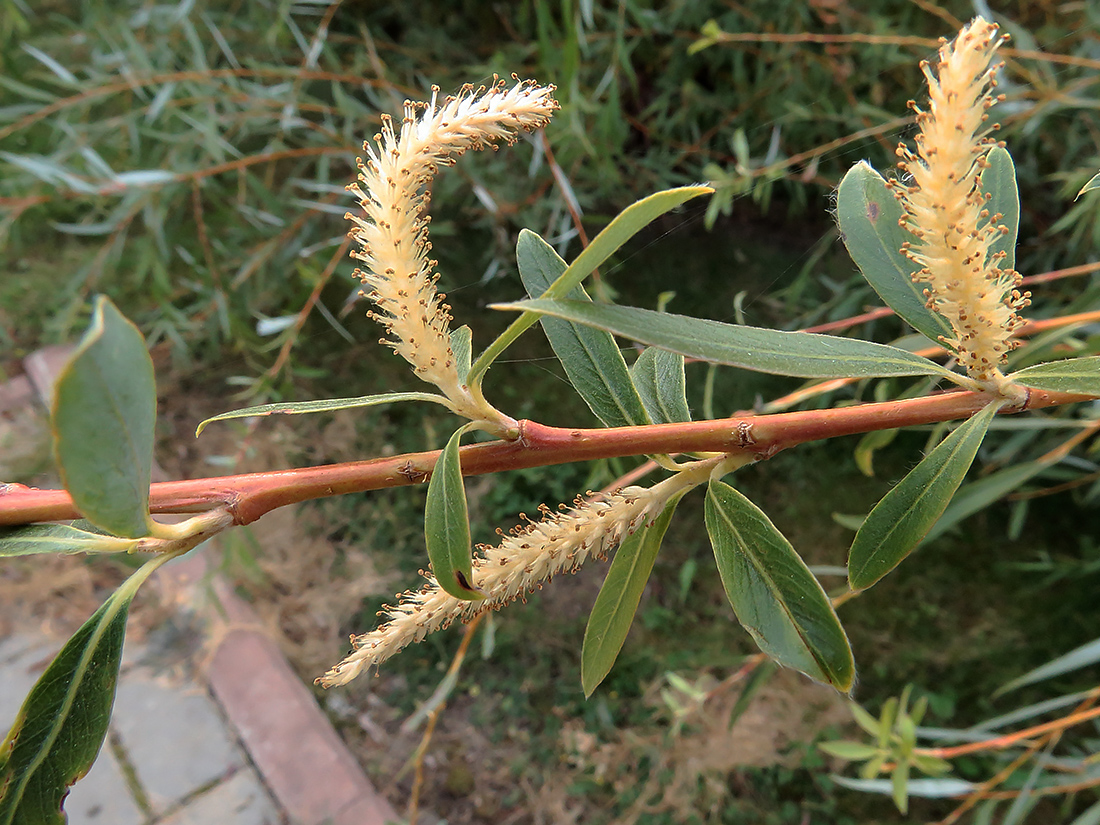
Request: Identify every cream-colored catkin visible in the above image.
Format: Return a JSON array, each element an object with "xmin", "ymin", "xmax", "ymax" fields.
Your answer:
[
  {"xmin": 319, "ymin": 472, "xmax": 694, "ymax": 687},
  {"xmin": 891, "ymin": 17, "xmax": 1030, "ymax": 386},
  {"xmin": 346, "ymin": 78, "xmax": 558, "ymax": 420}
]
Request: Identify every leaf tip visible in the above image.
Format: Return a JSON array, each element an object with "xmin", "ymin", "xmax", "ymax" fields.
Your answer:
[{"xmin": 580, "ymin": 664, "xmax": 607, "ymax": 699}]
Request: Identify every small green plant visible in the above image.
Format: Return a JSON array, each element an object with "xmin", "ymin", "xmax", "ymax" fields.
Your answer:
[
  {"xmin": 2, "ymin": 17, "xmax": 1100, "ymax": 823},
  {"xmin": 821, "ymin": 686, "xmax": 953, "ymax": 815}
]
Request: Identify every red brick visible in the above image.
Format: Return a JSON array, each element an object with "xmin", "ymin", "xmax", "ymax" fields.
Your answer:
[{"xmin": 207, "ymin": 583, "xmax": 398, "ymax": 825}]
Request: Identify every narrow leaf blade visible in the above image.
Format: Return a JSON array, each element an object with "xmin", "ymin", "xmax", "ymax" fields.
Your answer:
[
  {"xmin": 52, "ymin": 297, "xmax": 156, "ymax": 538},
  {"xmin": 972, "ymin": 690, "xmax": 1093, "ymax": 732},
  {"xmin": 1009, "ymin": 356, "xmax": 1100, "ymax": 396},
  {"xmin": 196, "ymin": 391, "xmax": 452, "ymax": 435},
  {"xmin": 553, "ymin": 186, "xmax": 712, "ymax": 298},
  {"xmin": 467, "ymin": 186, "xmax": 711, "ymax": 383},
  {"xmin": 831, "ymin": 776, "xmax": 976, "ymax": 799},
  {"xmin": 497, "ymin": 299, "xmax": 954, "ymax": 380},
  {"xmin": 630, "ymin": 347, "xmax": 691, "ymax": 424},
  {"xmin": 0, "ymin": 558, "xmax": 164, "ymax": 825},
  {"xmin": 517, "ymin": 231, "xmax": 650, "ymax": 427},
  {"xmin": 1071, "ymin": 801, "xmax": 1100, "ymax": 825},
  {"xmin": 424, "ymin": 427, "xmax": 481, "ymax": 601},
  {"xmin": 984, "ymin": 146, "xmax": 1019, "ymax": 272},
  {"xmin": 921, "ymin": 460, "xmax": 1047, "ymax": 545},
  {"xmin": 854, "ymin": 428, "xmax": 898, "ymax": 478},
  {"xmin": 450, "ymin": 326, "xmax": 473, "ymax": 385},
  {"xmin": 848, "ymin": 402, "xmax": 1001, "ymax": 591},
  {"xmin": 1075, "ymin": 171, "xmax": 1100, "ymax": 201},
  {"xmin": 582, "ymin": 492, "xmax": 685, "ymax": 697},
  {"xmin": 705, "ymin": 480, "xmax": 854, "ymax": 692},
  {"xmin": 836, "ymin": 162, "xmax": 953, "ymax": 344},
  {"xmin": 819, "ymin": 741, "xmax": 881, "ymax": 761},
  {"xmin": 892, "ymin": 762, "xmax": 911, "ymax": 814},
  {"xmin": 997, "ymin": 636, "xmax": 1100, "ymax": 695},
  {"xmin": 0, "ymin": 524, "xmax": 136, "ymax": 557}
]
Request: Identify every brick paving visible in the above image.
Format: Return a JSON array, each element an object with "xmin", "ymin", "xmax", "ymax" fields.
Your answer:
[
  {"xmin": 1, "ymin": 625, "xmax": 282, "ymax": 825},
  {"xmin": 1, "ymin": 348, "xmax": 400, "ymax": 825}
]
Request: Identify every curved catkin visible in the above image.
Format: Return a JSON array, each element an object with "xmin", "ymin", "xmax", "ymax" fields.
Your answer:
[
  {"xmin": 319, "ymin": 474, "xmax": 694, "ymax": 687},
  {"xmin": 346, "ymin": 78, "xmax": 558, "ymax": 420},
  {"xmin": 890, "ymin": 17, "xmax": 1030, "ymax": 387}
]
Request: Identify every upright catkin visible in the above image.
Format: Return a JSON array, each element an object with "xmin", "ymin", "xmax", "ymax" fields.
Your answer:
[{"xmin": 890, "ymin": 17, "xmax": 1029, "ymax": 387}]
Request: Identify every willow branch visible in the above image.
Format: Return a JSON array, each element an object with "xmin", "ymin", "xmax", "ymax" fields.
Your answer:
[
  {"xmin": 1, "ymin": 386, "xmax": 1088, "ymax": 529},
  {"xmin": 918, "ymin": 702, "xmax": 1100, "ymax": 760}
]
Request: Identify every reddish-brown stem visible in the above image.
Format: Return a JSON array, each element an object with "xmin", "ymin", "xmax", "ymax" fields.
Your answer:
[
  {"xmin": 540, "ymin": 131, "xmax": 599, "ymax": 288},
  {"xmin": 802, "ymin": 307, "xmax": 896, "ymax": 334},
  {"xmin": 407, "ymin": 611, "xmax": 483, "ymax": 825},
  {"xmin": 920, "ymin": 702, "xmax": 1100, "ymax": 760},
  {"xmin": 695, "ymin": 29, "xmax": 1100, "ymax": 71},
  {"xmin": 1, "ymin": 387, "xmax": 1088, "ymax": 529},
  {"xmin": 191, "ymin": 179, "xmax": 224, "ymax": 294},
  {"xmin": 760, "ymin": 309, "xmax": 1100, "ymax": 413},
  {"xmin": 266, "ymin": 236, "xmax": 352, "ymax": 381},
  {"xmin": 934, "ymin": 686, "xmax": 1100, "ymax": 824}
]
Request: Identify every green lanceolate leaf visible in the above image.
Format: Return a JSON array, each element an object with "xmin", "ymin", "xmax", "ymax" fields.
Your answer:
[
  {"xmin": 545, "ymin": 186, "xmax": 712, "ymax": 303},
  {"xmin": 921, "ymin": 460, "xmax": 1048, "ymax": 545},
  {"xmin": 818, "ymin": 741, "xmax": 881, "ymax": 761},
  {"xmin": 997, "ymin": 637, "xmax": 1100, "ymax": 696},
  {"xmin": 468, "ymin": 186, "xmax": 712, "ymax": 384},
  {"xmin": 582, "ymin": 491, "xmax": 686, "ymax": 697},
  {"xmin": 0, "ymin": 555, "xmax": 169, "ymax": 825},
  {"xmin": 0, "ymin": 524, "xmax": 139, "ymax": 557},
  {"xmin": 1009, "ymin": 356, "xmax": 1100, "ymax": 396},
  {"xmin": 705, "ymin": 480, "xmax": 854, "ymax": 692},
  {"xmin": 1006, "ymin": 322, "xmax": 1089, "ymax": 374},
  {"xmin": 517, "ymin": 230, "xmax": 650, "ymax": 427},
  {"xmin": 496, "ymin": 299, "xmax": 955, "ymax": 380},
  {"xmin": 835, "ymin": 162, "xmax": 953, "ymax": 346},
  {"xmin": 892, "ymin": 761, "xmax": 911, "ymax": 814},
  {"xmin": 450, "ymin": 325, "xmax": 473, "ymax": 384},
  {"xmin": 1075, "ymin": 170, "xmax": 1100, "ymax": 201},
  {"xmin": 983, "ymin": 146, "xmax": 1019, "ymax": 272},
  {"xmin": 854, "ymin": 428, "xmax": 898, "ymax": 477},
  {"xmin": 630, "ymin": 347, "xmax": 691, "ymax": 424},
  {"xmin": 196, "ymin": 390, "xmax": 453, "ymax": 435},
  {"xmin": 52, "ymin": 296, "xmax": 156, "ymax": 539},
  {"xmin": 848, "ymin": 402, "xmax": 1001, "ymax": 591},
  {"xmin": 425, "ymin": 426, "xmax": 482, "ymax": 601}
]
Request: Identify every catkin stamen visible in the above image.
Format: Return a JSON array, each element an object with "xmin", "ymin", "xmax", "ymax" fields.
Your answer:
[
  {"xmin": 319, "ymin": 472, "xmax": 695, "ymax": 687},
  {"xmin": 888, "ymin": 17, "xmax": 1030, "ymax": 387},
  {"xmin": 347, "ymin": 77, "xmax": 558, "ymax": 420}
]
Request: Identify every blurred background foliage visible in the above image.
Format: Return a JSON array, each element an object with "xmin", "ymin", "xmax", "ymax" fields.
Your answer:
[
  {"xmin": 2, "ymin": 0, "xmax": 1098, "ymax": 373},
  {"xmin": 3, "ymin": 1, "xmax": 1100, "ymax": 822}
]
